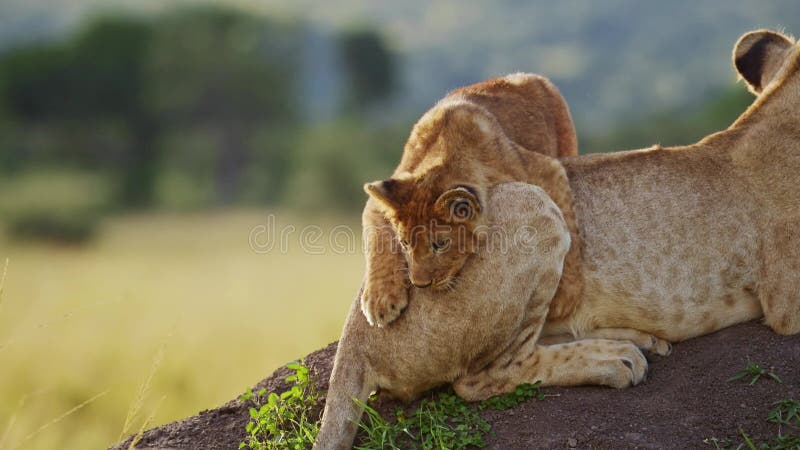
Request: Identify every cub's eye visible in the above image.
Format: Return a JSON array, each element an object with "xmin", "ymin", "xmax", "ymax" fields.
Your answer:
[
  {"xmin": 450, "ymin": 199, "xmax": 473, "ymax": 221},
  {"xmin": 432, "ymin": 238, "xmax": 451, "ymax": 254}
]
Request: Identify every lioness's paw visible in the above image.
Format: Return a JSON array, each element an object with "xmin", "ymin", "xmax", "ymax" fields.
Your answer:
[
  {"xmin": 645, "ymin": 336, "xmax": 672, "ymax": 357},
  {"xmin": 597, "ymin": 341, "xmax": 648, "ymax": 388},
  {"xmin": 627, "ymin": 334, "xmax": 673, "ymax": 357},
  {"xmin": 360, "ymin": 285, "xmax": 409, "ymax": 327}
]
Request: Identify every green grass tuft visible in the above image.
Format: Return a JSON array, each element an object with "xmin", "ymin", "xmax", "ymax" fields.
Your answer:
[
  {"xmin": 705, "ymin": 398, "xmax": 800, "ymax": 450},
  {"xmin": 355, "ymin": 391, "xmax": 490, "ymax": 450},
  {"xmin": 354, "ymin": 382, "xmax": 545, "ymax": 449},
  {"xmin": 237, "ymin": 359, "xmax": 547, "ymax": 450},
  {"xmin": 239, "ymin": 360, "xmax": 320, "ymax": 450},
  {"xmin": 768, "ymin": 399, "xmax": 800, "ymax": 429},
  {"xmin": 727, "ymin": 362, "xmax": 782, "ymax": 385}
]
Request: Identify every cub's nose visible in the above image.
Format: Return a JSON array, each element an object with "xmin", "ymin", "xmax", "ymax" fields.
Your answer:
[
  {"xmin": 409, "ymin": 272, "xmax": 433, "ymax": 288},
  {"xmin": 409, "ymin": 266, "xmax": 433, "ymax": 288},
  {"xmin": 411, "ymin": 280, "xmax": 433, "ymax": 288}
]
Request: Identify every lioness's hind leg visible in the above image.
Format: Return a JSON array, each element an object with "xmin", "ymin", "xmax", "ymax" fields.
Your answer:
[
  {"xmin": 454, "ymin": 339, "xmax": 647, "ymax": 401},
  {"xmin": 535, "ymin": 334, "xmax": 573, "ymax": 346},
  {"xmin": 760, "ymin": 219, "xmax": 800, "ymax": 335},
  {"xmin": 582, "ymin": 328, "xmax": 672, "ymax": 356},
  {"xmin": 538, "ymin": 328, "xmax": 671, "ymax": 356}
]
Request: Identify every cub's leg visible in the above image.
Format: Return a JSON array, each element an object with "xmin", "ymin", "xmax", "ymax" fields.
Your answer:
[
  {"xmin": 360, "ymin": 199, "xmax": 409, "ymax": 327},
  {"xmin": 539, "ymin": 328, "xmax": 672, "ymax": 356},
  {"xmin": 454, "ymin": 339, "xmax": 647, "ymax": 401},
  {"xmin": 760, "ymin": 218, "xmax": 800, "ymax": 335}
]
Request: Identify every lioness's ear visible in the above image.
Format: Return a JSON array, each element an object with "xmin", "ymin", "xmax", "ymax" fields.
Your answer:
[
  {"xmin": 364, "ymin": 178, "xmax": 403, "ymax": 211},
  {"xmin": 435, "ymin": 186, "xmax": 482, "ymax": 223},
  {"xmin": 734, "ymin": 30, "xmax": 794, "ymax": 93}
]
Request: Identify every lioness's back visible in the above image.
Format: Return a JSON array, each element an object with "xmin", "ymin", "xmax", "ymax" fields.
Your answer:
[{"xmin": 563, "ymin": 146, "xmax": 762, "ymax": 341}]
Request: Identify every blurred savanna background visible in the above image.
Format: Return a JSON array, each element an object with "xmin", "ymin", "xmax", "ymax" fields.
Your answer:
[{"xmin": 1, "ymin": 1, "xmax": 799, "ymax": 448}]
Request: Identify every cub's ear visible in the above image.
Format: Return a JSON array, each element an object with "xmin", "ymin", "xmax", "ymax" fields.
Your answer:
[
  {"xmin": 435, "ymin": 186, "xmax": 482, "ymax": 223},
  {"xmin": 364, "ymin": 178, "xmax": 406, "ymax": 211},
  {"xmin": 734, "ymin": 30, "xmax": 794, "ymax": 93}
]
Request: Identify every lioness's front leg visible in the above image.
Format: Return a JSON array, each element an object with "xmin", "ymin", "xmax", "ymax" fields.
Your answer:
[
  {"xmin": 454, "ymin": 339, "xmax": 647, "ymax": 401},
  {"xmin": 360, "ymin": 199, "xmax": 409, "ymax": 327}
]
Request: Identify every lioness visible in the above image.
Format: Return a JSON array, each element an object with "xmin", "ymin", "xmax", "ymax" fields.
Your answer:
[{"xmin": 315, "ymin": 29, "xmax": 800, "ymax": 450}]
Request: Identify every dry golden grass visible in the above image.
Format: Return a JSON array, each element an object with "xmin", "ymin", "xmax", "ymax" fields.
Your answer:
[
  {"xmin": 0, "ymin": 210, "xmax": 363, "ymax": 450},
  {"xmin": 118, "ymin": 338, "xmax": 167, "ymax": 444},
  {"xmin": 0, "ymin": 258, "xmax": 8, "ymax": 319}
]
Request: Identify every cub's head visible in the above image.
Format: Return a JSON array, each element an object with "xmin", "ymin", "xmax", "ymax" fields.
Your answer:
[
  {"xmin": 365, "ymin": 178, "xmax": 483, "ymax": 288},
  {"xmin": 364, "ymin": 103, "xmax": 513, "ymax": 289}
]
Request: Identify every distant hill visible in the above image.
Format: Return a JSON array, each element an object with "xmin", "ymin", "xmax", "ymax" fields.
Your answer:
[{"xmin": 2, "ymin": 0, "xmax": 799, "ymax": 133}]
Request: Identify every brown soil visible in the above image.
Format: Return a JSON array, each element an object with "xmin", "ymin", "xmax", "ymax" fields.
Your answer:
[{"xmin": 115, "ymin": 320, "xmax": 800, "ymax": 450}]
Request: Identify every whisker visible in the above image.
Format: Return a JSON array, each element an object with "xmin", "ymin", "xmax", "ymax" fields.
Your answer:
[{"xmin": 445, "ymin": 276, "xmax": 459, "ymax": 293}]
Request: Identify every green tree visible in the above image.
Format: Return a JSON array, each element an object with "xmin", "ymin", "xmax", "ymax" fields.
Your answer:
[
  {"xmin": 72, "ymin": 17, "xmax": 156, "ymax": 207},
  {"xmin": 337, "ymin": 29, "xmax": 396, "ymax": 112},
  {"xmin": 0, "ymin": 16, "xmax": 157, "ymax": 207},
  {"xmin": 146, "ymin": 6, "xmax": 302, "ymax": 204}
]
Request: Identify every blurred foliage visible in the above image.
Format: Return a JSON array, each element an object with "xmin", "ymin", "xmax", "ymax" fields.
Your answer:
[
  {"xmin": 0, "ymin": 3, "xmax": 764, "ymax": 244},
  {"xmin": 145, "ymin": 6, "xmax": 302, "ymax": 204},
  {"xmin": 0, "ymin": 4, "xmax": 400, "ymax": 237},
  {"xmin": 6, "ymin": 210, "xmax": 99, "ymax": 244},
  {"xmin": 285, "ymin": 120, "xmax": 406, "ymax": 212},
  {"xmin": 338, "ymin": 28, "xmax": 397, "ymax": 111},
  {"xmin": 0, "ymin": 16, "xmax": 156, "ymax": 207},
  {"xmin": 580, "ymin": 86, "xmax": 755, "ymax": 153},
  {"xmin": 252, "ymin": 0, "xmax": 799, "ymax": 134},
  {"xmin": 0, "ymin": 169, "xmax": 110, "ymax": 243}
]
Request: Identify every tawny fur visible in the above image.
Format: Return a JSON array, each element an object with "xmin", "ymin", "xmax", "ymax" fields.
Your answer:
[
  {"xmin": 318, "ymin": 184, "xmax": 641, "ymax": 450},
  {"xmin": 360, "ymin": 73, "xmax": 583, "ymax": 327},
  {"xmin": 315, "ymin": 30, "xmax": 800, "ymax": 450},
  {"xmin": 545, "ymin": 29, "xmax": 800, "ymax": 341}
]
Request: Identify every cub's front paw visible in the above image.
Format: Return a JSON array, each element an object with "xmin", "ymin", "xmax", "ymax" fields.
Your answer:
[{"xmin": 360, "ymin": 285, "xmax": 409, "ymax": 327}]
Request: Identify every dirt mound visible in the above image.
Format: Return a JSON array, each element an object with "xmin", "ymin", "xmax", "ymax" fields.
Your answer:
[{"xmin": 115, "ymin": 321, "xmax": 800, "ymax": 449}]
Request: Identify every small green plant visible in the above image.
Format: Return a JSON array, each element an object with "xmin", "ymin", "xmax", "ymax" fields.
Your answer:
[
  {"xmin": 739, "ymin": 428, "xmax": 757, "ymax": 450},
  {"xmin": 413, "ymin": 392, "xmax": 491, "ymax": 449},
  {"xmin": 355, "ymin": 399, "xmax": 410, "ymax": 450},
  {"xmin": 478, "ymin": 382, "xmax": 545, "ymax": 411},
  {"xmin": 768, "ymin": 399, "xmax": 800, "ymax": 428},
  {"xmin": 728, "ymin": 362, "xmax": 782, "ymax": 385},
  {"xmin": 238, "ymin": 368, "xmax": 545, "ymax": 450},
  {"xmin": 764, "ymin": 434, "xmax": 800, "ymax": 449},
  {"xmin": 705, "ymin": 430, "xmax": 800, "ymax": 450},
  {"xmin": 705, "ymin": 399, "xmax": 800, "ymax": 450},
  {"xmin": 356, "ymin": 390, "xmax": 490, "ymax": 450},
  {"xmin": 239, "ymin": 360, "xmax": 320, "ymax": 450},
  {"xmin": 354, "ymin": 382, "xmax": 545, "ymax": 449},
  {"xmin": 705, "ymin": 436, "xmax": 734, "ymax": 450}
]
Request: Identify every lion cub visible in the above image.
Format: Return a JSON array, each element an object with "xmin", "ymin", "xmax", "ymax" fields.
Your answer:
[{"xmin": 360, "ymin": 73, "xmax": 582, "ymax": 327}]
